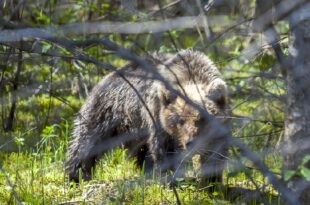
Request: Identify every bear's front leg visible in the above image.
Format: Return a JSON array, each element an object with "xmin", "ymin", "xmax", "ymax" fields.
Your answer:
[
  {"xmin": 200, "ymin": 153, "xmax": 224, "ymax": 185},
  {"xmin": 66, "ymin": 139, "xmax": 98, "ymax": 182},
  {"xmin": 199, "ymin": 144, "xmax": 228, "ymax": 191}
]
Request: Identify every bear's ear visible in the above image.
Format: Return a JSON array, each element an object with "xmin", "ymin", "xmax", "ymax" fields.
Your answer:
[{"xmin": 207, "ymin": 79, "xmax": 228, "ymax": 109}]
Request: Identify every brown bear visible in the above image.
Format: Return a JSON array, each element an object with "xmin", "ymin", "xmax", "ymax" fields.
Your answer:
[{"xmin": 66, "ymin": 49, "xmax": 230, "ymax": 183}]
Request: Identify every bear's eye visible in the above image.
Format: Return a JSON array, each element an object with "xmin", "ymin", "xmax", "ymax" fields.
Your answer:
[
  {"xmin": 170, "ymin": 115, "xmax": 182, "ymax": 125},
  {"xmin": 178, "ymin": 118, "xmax": 185, "ymax": 126},
  {"xmin": 164, "ymin": 93, "xmax": 177, "ymax": 106}
]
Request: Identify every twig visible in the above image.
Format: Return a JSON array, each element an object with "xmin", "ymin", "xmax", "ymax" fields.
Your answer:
[
  {"xmin": 172, "ymin": 185, "xmax": 182, "ymax": 205},
  {"xmin": 0, "ymin": 16, "xmax": 233, "ymax": 42},
  {"xmin": 59, "ymin": 200, "xmax": 95, "ymax": 205},
  {"xmin": 0, "ymin": 161, "xmax": 22, "ymax": 205}
]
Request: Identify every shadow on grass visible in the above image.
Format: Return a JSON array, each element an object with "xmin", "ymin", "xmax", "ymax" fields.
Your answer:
[{"xmin": 204, "ymin": 184, "xmax": 281, "ymax": 205}]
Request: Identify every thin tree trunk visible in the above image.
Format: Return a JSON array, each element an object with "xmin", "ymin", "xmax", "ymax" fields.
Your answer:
[
  {"xmin": 4, "ymin": 48, "xmax": 22, "ymax": 132},
  {"xmin": 284, "ymin": 15, "xmax": 310, "ymax": 204},
  {"xmin": 4, "ymin": 0, "xmax": 23, "ymax": 132},
  {"xmin": 255, "ymin": 0, "xmax": 310, "ymax": 203}
]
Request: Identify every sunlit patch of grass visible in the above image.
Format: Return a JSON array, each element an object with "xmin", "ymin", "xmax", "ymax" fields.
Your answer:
[{"xmin": 0, "ymin": 143, "xmax": 281, "ymax": 205}]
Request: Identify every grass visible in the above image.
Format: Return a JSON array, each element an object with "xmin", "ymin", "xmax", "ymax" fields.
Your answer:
[
  {"xmin": 0, "ymin": 144, "xmax": 281, "ymax": 205},
  {"xmin": 0, "ymin": 118, "xmax": 282, "ymax": 205}
]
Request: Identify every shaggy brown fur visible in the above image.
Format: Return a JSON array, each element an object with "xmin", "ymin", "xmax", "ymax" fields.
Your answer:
[{"xmin": 66, "ymin": 49, "xmax": 230, "ymax": 182}]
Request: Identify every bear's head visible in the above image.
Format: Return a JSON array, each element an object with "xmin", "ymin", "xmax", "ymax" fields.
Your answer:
[
  {"xmin": 158, "ymin": 79, "xmax": 229, "ymax": 150},
  {"xmin": 155, "ymin": 50, "xmax": 229, "ymax": 149}
]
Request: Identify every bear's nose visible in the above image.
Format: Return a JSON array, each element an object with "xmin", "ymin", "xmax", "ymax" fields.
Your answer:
[
  {"xmin": 195, "ymin": 116, "xmax": 206, "ymax": 127},
  {"xmin": 186, "ymin": 140, "xmax": 194, "ymax": 149}
]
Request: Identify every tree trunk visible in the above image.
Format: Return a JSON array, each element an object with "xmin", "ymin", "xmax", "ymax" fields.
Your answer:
[{"xmin": 284, "ymin": 14, "xmax": 310, "ymax": 204}]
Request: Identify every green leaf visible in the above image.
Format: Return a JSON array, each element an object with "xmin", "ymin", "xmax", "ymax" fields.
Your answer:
[
  {"xmin": 212, "ymin": 191, "xmax": 219, "ymax": 196},
  {"xmin": 42, "ymin": 42, "xmax": 52, "ymax": 53},
  {"xmin": 257, "ymin": 54, "xmax": 276, "ymax": 71},
  {"xmin": 15, "ymin": 137, "xmax": 25, "ymax": 146},
  {"xmin": 300, "ymin": 167, "xmax": 310, "ymax": 181},
  {"xmin": 302, "ymin": 155, "xmax": 310, "ymax": 165},
  {"xmin": 175, "ymin": 177, "xmax": 185, "ymax": 182},
  {"xmin": 284, "ymin": 170, "xmax": 296, "ymax": 181},
  {"xmin": 227, "ymin": 171, "xmax": 239, "ymax": 178},
  {"xmin": 101, "ymin": 2, "xmax": 110, "ymax": 8}
]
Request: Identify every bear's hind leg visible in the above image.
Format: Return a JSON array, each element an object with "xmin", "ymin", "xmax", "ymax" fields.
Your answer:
[{"xmin": 66, "ymin": 139, "xmax": 99, "ymax": 182}]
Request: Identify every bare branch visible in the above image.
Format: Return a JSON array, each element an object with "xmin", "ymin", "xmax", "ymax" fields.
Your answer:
[
  {"xmin": 253, "ymin": 0, "xmax": 307, "ymax": 32},
  {"xmin": 0, "ymin": 16, "xmax": 234, "ymax": 42}
]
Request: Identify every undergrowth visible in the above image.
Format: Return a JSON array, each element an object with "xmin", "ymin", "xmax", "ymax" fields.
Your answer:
[{"xmin": 0, "ymin": 124, "xmax": 281, "ymax": 205}]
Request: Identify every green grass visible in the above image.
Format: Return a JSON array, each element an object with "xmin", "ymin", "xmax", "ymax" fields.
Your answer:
[
  {"xmin": 0, "ymin": 145, "xmax": 281, "ymax": 205},
  {"xmin": 0, "ymin": 115, "xmax": 281, "ymax": 204},
  {"xmin": 0, "ymin": 100, "xmax": 283, "ymax": 204}
]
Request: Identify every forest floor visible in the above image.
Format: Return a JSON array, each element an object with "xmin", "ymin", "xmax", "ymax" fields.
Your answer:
[{"xmin": 0, "ymin": 146, "xmax": 281, "ymax": 205}]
